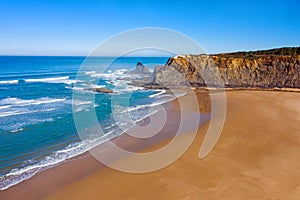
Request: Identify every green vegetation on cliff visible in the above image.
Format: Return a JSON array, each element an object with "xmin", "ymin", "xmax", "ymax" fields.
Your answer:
[{"xmin": 216, "ymin": 47, "xmax": 300, "ymax": 57}]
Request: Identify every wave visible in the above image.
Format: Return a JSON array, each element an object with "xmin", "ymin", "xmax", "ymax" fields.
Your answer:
[
  {"xmin": 114, "ymin": 69, "xmax": 127, "ymax": 75},
  {"xmin": 112, "ymin": 95, "xmax": 176, "ymax": 114},
  {"xmin": 85, "ymin": 71, "xmax": 96, "ymax": 75},
  {"xmin": 0, "ymin": 89, "xmax": 175, "ymax": 188},
  {"xmin": 133, "ymin": 109, "xmax": 159, "ymax": 124},
  {"xmin": 70, "ymin": 100, "xmax": 92, "ymax": 106},
  {"xmin": 89, "ymin": 69, "xmax": 127, "ymax": 79},
  {"xmin": 0, "ymin": 71, "xmax": 77, "ymax": 80},
  {"xmin": 86, "ymin": 83, "xmax": 106, "ymax": 89},
  {"xmin": 112, "ymin": 89, "xmax": 186, "ymax": 128},
  {"xmin": 65, "ymin": 83, "xmax": 106, "ymax": 94},
  {"xmin": 84, "ymin": 69, "xmax": 147, "ymax": 94},
  {"xmin": 0, "ymin": 80, "xmax": 18, "ymax": 84},
  {"xmin": 0, "ymin": 97, "xmax": 93, "ymax": 118},
  {"xmin": 0, "ymin": 108, "xmax": 56, "ymax": 118},
  {"xmin": 0, "ymin": 78, "xmax": 187, "ymax": 191},
  {"xmin": 65, "ymin": 86, "xmax": 86, "ymax": 92},
  {"xmin": 0, "ymin": 134, "xmax": 115, "ymax": 190},
  {"xmin": 0, "ymin": 97, "xmax": 66, "ymax": 119},
  {"xmin": 0, "ymin": 97, "xmax": 66, "ymax": 107},
  {"xmin": 149, "ymin": 90, "xmax": 166, "ymax": 98},
  {"xmin": 6, "ymin": 117, "xmax": 54, "ymax": 133},
  {"xmin": 1, "ymin": 117, "xmax": 55, "ymax": 133},
  {"xmin": 125, "ymin": 99, "xmax": 173, "ymax": 113},
  {"xmin": 0, "ymin": 76, "xmax": 80, "ymax": 85},
  {"xmin": 10, "ymin": 128, "xmax": 24, "ymax": 133},
  {"xmin": 24, "ymin": 76, "xmax": 79, "ymax": 84},
  {"xmin": 0, "ymin": 105, "xmax": 12, "ymax": 110}
]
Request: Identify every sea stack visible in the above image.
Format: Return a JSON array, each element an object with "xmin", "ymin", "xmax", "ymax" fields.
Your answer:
[{"xmin": 125, "ymin": 62, "xmax": 152, "ymax": 75}]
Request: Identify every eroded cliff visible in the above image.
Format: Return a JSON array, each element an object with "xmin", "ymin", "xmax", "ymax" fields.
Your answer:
[{"xmin": 154, "ymin": 48, "xmax": 300, "ymax": 88}]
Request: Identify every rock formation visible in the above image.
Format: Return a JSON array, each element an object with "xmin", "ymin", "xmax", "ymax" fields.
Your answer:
[
  {"xmin": 154, "ymin": 47, "xmax": 300, "ymax": 88},
  {"xmin": 91, "ymin": 88, "xmax": 113, "ymax": 93},
  {"xmin": 125, "ymin": 62, "xmax": 152, "ymax": 75}
]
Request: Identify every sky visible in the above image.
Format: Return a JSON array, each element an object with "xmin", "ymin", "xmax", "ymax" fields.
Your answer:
[{"xmin": 0, "ymin": 0, "xmax": 299, "ymax": 56}]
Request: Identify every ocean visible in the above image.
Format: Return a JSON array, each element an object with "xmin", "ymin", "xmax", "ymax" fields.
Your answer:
[{"xmin": 0, "ymin": 56, "xmax": 173, "ymax": 190}]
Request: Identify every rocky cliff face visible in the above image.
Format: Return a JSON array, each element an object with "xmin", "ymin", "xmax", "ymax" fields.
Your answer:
[{"xmin": 154, "ymin": 54, "xmax": 300, "ymax": 88}]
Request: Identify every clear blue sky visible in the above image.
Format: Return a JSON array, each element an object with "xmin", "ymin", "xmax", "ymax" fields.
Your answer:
[{"xmin": 1, "ymin": 0, "xmax": 299, "ymax": 55}]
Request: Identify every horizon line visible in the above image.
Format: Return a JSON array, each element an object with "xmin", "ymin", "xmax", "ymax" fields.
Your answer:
[
  {"xmin": 0, "ymin": 46, "xmax": 298, "ymax": 57},
  {"xmin": 0, "ymin": 55, "xmax": 172, "ymax": 57}
]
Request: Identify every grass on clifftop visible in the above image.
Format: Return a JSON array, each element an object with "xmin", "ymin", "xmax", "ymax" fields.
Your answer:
[{"xmin": 216, "ymin": 47, "xmax": 300, "ymax": 57}]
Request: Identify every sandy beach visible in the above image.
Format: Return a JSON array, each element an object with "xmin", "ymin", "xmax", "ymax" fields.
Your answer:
[
  {"xmin": 2, "ymin": 90, "xmax": 300, "ymax": 199},
  {"xmin": 1, "ymin": 0, "xmax": 299, "ymax": 199}
]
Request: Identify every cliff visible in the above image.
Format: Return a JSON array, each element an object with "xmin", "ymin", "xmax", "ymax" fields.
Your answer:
[{"xmin": 154, "ymin": 47, "xmax": 300, "ymax": 88}]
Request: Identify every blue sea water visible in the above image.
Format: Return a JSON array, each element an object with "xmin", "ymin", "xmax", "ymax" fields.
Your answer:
[{"xmin": 0, "ymin": 56, "xmax": 171, "ymax": 190}]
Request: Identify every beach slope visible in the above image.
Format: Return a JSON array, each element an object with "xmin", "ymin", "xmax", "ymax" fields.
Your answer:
[{"xmin": 43, "ymin": 90, "xmax": 300, "ymax": 200}]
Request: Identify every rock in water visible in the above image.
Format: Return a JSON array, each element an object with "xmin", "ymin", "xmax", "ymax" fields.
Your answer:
[
  {"xmin": 91, "ymin": 88, "xmax": 113, "ymax": 93},
  {"xmin": 125, "ymin": 62, "xmax": 152, "ymax": 75}
]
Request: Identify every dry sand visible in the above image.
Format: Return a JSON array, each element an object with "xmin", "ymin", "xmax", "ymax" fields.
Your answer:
[
  {"xmin": 2, "ymin": 90, "xmax": 300, "ymax": 199},
  {"xmin": 44, "ymin": 90, "xmax": 300, "ymax": 200}
]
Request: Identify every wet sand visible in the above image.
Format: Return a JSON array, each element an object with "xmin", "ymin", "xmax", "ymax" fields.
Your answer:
[
  {"xmin": 2, "ymin": 90, "xmax": 300, "ymax": 199},
  {"xmin": 0, "ymin": 90, "xmax": 210, "ymax": 200}
]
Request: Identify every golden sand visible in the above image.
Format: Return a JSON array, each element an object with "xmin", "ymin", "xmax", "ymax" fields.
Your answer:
[
  {"xmin": 2, "ymin": 90, "xmax": 300, "ymax": 200},
  {"xmin": 44, "ymin": 90, "xmax": 300, "ymax": 200}
]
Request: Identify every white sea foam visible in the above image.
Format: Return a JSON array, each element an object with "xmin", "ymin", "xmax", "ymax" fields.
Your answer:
[
  {"xmin": 55, "ymin": 143, "xmax": 86, "ymax": 154},
  {"xmin": 65, "ymin": 86, "xmax": 86, "ymax": 91},
  {"xmin": 89, "ymin": 69, "xmax": 128, "ymax": 79},
  {"xmin": 84, "ymin": 69, "xmax": 145, "ymax": 94},
  {"xmin": 0, "ymin": 97, "xmax": 66, "ymax": 107},
  {"xmin": 2, "ymin": 118, "xmax": 55, "ymax": 132},
  {"xmin": 0, "ymin": 91, "xmax": 185, "ymax": 190},
  {"xmin": 0, "ymin": 105, "xmax": 12, "ymax": 110},
  {"xmin": 85, "ymin": 71, "xmax": 96, "ymax": 75},
  {"xmin": 0, "ymin": 80, "xmax": 19, "ymax": 84},
  {"xmin": 67, "ymin": 99, "xmax": 94, "ymax": 113},
  {"xmin": 88, "ymin": 84, "xmax": 106, "ymax": 89},
  {"xmin": 65, "ymin": 83, "xmax": 106, "ymax": 93},
  {"xmin": 134, "ymin": 109, "xmax": 159, "ymax": 124},
  {"xmin": 149, "ymin": 90, "xmax": 166, "ymax": 98},
  {"xmin": 0, "ymin": 76, "xmax": 80, "ymax": 85},
  {"xmin": 0, "ymin": 97, "xmax": 66, "ymax": 118},
  {"xmin": 126, "ymin": 99, "xmax": 171, "ymax": 112},
  {"xmin": 0, "ymin": 135, "xmax": 116, "ymax": 191},
  {"xmin": 0, "ymin": 71, "xmax": 188, "ymax": 191},
  {"xmin": 89, "ymin": 73, "xmax": 102, "ymax": 78},
  {"xmin": 24, "ymin": 76, "xmax": 79, "ymax": 84},
  {"xmin": 112, "ymin": 96, "xmax": 174, "ymax": 117},
  {"xmin": 0, "ymin": 108, "xmax": 56, "ymax": 117},
  {"xmin": 25, "ymin": 76, "xmax": 69, "ymax": 82},
  {"xmin": 114, "ymin": 69, "xmax": 127, "ymax": 75},
  {"xmin": 71, "ymin": 100, "xmax": 92, "ymax": 106},
  {"xmin": 112, "ymin": 85, "xmax": 144, "ymax": 94},
  {"xmin": 10, "ymin": 128, "xmax": 23, "ymax": 133}
]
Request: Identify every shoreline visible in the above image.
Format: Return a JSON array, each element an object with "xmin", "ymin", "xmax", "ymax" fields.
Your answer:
[
  {"xmin": 44, "ymin": 89, "xmax": 300, "ymax": 200},
  {"xmin": 0, "ymin": 88, "xmax": 181, "ymax": 191},
  {"xmin": 2, "ymin": 89, "xmax": 300, "ymax": 199},
  {"xmin": 0, "ymin": 89, "xmax": 211, "ymax": 200}
]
